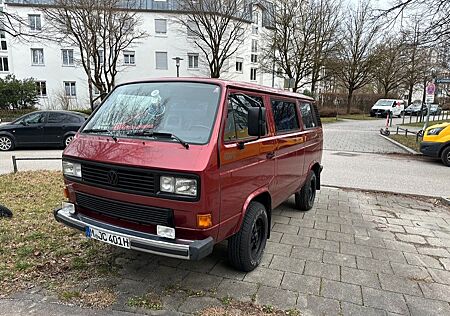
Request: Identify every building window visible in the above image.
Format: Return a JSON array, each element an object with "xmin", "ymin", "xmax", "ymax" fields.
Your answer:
[
  {"xmin": 252, "ymin": 12, "xmax": 259, "ymax": 24},
  {"xmin": 64, "ymin": 81, "xmax": 76, "ymax": 97},
  {"xmin": 36, "ymin": 81, "xmax": 47, "ymax": 97},
  {"xmin": 235, "ymin": 58, "xmax": 243, "ymax": 72},
  {"xmin": 155, "ymin": 19, "xmax": 167, "ymax": 35},
  {"xmin": 271, "ymin": 100, "xmax": 300, "ymax": 132},
  {"xmin": 251, "ymin": 54, "xmax": 257, "ymax": 63},
  {"xmin": 251, "ymin": 39, "xmax": 258, "ymax": 53},
  {"xmin": 188, "ymin": 53, "xmax": 199, "ymax": 69},
  {"xmin": 123, "ymin": 51, "xmax": 135, "ymax": 65},
  {"xmin": 97, "ymin": 49, "xmax": 104, "ymax": 65},
  {"xmin": 155, "ymin": 51, "xmax": 168, "ymax": 69},
  {"xmin": 62, "ymin": 49, "xmax": 74, "ymax": 66},
  {"xmin": 0, "ymin": 57, "xmax": 9, "ymax": 72},
  {"xmin": 28, "ymin": 14, "xmax": 42, "ymax": 31},
  {"xmin": 187, "ymin": 22, "xmax": 198, "ymax": 37},
  {"xmin": 0, "ymin": 31, "xmax": 7, "ymax": 51},
  {"xmin": 250, "ymin": 68, "xmax": 257, "ymax": 81},
  {"xmin": 31, "ymin": 48, "xmax": 44, "ymax": 65},
  {"xmin": 252, "ymin": 25, "xmax": 258, "ymax": 35}
]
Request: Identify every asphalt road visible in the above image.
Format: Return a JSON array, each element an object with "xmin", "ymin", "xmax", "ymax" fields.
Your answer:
[{"xmin": 321, "ymin": 150, "xmax": 450, "ymax": 197}]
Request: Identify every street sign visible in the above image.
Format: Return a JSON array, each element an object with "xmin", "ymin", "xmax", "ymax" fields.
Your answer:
[
  {"xmin": 425, "ymin": 82, "xmax": 435, "ymax": 104},
  {"xmin": 426, "ymin": 82, "xmax": 436, "ymax": 95},
  {"xmin": 436, "ymin": 78, "xmax": 450, "ymax": 84}
]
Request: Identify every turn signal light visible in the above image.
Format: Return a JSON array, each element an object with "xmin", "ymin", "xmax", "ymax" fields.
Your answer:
[
  {"xmin": 63, "ymin": 186, "xmax": 69, "ymax": 199},
  {"xmin": 197, "ymin": 214, "xmax": 212, "ymax": 228}
]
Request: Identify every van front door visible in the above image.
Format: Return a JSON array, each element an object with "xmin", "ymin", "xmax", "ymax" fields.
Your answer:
[{"xmin": 218, "ymin": 91, "xmax": 276, "ymax": 241}]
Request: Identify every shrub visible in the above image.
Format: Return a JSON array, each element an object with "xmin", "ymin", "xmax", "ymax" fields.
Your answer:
[{"xmin": 0, "ymin": 75, "xmax": 39, "ymax": 110}]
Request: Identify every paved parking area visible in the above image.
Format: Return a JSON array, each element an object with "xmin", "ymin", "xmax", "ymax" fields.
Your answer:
[
  {"xmin": 324, "ymin": 119, "xmax": 408, "ymax": 153},
  {"xmin": 0, "ymin": 149, "xmax": 62, "ymax": 174},
  {"xmin": 3, "ymin": 187, "xmax": 450, "ymax": 315}
]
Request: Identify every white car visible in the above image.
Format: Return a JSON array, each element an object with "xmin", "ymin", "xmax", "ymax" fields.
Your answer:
[{"xmin": 370, "ymin": 99, "xmax": 405, "ymax": 117}]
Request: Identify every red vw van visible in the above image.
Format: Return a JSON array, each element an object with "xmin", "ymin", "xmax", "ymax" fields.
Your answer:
[{"xmin": 55, "ymin": 78, "xmax": 323, "ymax": 271}]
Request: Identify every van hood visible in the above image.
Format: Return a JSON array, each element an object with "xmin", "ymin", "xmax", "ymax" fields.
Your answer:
[
  {"xmin": 426, "ymin": 122, "xmax": 450, "ymax": 130},
  {"xmin": 63, "ymin": 134, "xmax": 212, "ymax": 172}
]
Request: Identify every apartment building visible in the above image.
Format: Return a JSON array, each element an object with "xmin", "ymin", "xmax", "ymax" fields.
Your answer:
[{"xmin": 0, "ymin": 0, "xmax": 283, "ymax": 109}]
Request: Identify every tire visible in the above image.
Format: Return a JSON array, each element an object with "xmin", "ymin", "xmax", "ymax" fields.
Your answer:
[
  {"xmin": 0, "ymin": 135, "xmax": 14, "ymax": 151},
  {"xmin": 64, "ymin": 135, "xmax": 74, "ymax": 148},
  {"xmin": 228, "ymin": 201, "xmax": 268, "ymax": 272},
  {"xmin": 441, "ymin": 146, "xmax": 450, "ymax": 167},
  {"xmin": 295, "ymin": 171, "xmax": 317, "ymax": 211}
]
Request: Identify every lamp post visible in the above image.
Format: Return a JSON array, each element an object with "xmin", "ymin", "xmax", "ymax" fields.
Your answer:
[{"xmin": 172, "ymin": 57, "xmax": 183, "ymax": 77}]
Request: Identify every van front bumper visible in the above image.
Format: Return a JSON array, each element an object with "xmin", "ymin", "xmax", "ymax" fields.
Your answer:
[
  {"xmin": 54, "ymin": 204, "xmax": 214, "ymax": 260},
  {"xmin": 420, "ymin": 141, "xmax": 444, "ymax": 158}
]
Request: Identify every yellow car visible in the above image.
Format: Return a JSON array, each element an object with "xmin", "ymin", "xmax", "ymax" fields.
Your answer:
[{"xmin": 420, "ymin": 122, "xmax": 450, "ymax": 166}]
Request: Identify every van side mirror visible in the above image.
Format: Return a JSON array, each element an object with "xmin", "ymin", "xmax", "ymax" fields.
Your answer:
[{"xmin": 248, "ymin": 107, "xmax": 266, "ymax": 137}]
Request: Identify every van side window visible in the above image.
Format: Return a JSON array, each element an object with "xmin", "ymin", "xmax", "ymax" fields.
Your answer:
[
  {"xmin": 299, "ymin": 102, "xmax": 317, "ymax": 129},
  {"xmin": 224, "ymin": 93, "xmax": 263, "ymax": 141},
  {"xmin": 271, "ymin": 100, "xmax": 299, "ymax": 132}
]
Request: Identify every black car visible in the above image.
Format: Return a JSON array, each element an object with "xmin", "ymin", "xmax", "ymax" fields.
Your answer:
[
  {"xmin": 404, "ymin": 104, "xmax": 427, "ymax": 116},
  {"xmin": 0, "ymin": 110, "xmax": 87, "ymax": 151}
]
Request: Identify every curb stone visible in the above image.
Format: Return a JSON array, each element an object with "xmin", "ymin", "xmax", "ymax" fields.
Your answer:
[{"xmin": 379, "ymin": 134, "xmax": 419, "ymax": 155}]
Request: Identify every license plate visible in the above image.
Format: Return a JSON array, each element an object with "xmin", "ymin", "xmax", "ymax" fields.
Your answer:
[{"xmin": 85, "ymin": 226, "xmax": 131, "ymax": 249}]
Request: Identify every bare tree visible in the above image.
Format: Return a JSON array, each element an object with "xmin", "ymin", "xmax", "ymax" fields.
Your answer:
[
  {"xmin": 309, "ymin": 0, "xmax": 341, "ymax": 97},
  {"xmin": 41, "ymin": 0, "xmax": 147, "ymax": 109},
  {"xmin": 177, "ymin": 0, "xmax": 248, "ymax": 78},
  {"xmin": 261, "ymin": 0, "xmax": 314, "ymax": 92},
  {"xmin": 330, "ymin": 1, "xmax": 379, "ymax": 114},
  {"xmin": 401, "ymin": 19, "xmax": 430, "ymax": 105},
  {"xmin": 383, "ymin": 0, "xmax": 449, "ymax": 42},
  {"xmin": 372, "ymin": 37, "xmax": 407, "ymax": 97}
]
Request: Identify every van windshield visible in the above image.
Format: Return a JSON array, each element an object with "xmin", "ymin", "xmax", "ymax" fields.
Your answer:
[
  {"xmin": 374, "ymin": 100, "xmax": 394, "ymax": 107},
  {"xmin": 82, "ymin": 82, "xmax": 221, "ymax": 145}
]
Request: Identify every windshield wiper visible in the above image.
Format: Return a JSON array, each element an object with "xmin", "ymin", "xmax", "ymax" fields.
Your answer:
[
  {"xmin": 127, "ymin": 130, "xmax": 189, "ymax": 149},
  {"xmin": 82, "ymin": 128, "xmax": 118, "ymax": 142}
]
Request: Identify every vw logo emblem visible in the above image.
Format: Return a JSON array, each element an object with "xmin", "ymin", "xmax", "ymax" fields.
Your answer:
[{"xmin": 107, "ymin": 170, "xmax": 119, "ymax": 186}]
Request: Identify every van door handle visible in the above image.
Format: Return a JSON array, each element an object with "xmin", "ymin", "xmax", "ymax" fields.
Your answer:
[{"xmin": 266, "ymin": 152, "xmax": 275, "ymax": 159}]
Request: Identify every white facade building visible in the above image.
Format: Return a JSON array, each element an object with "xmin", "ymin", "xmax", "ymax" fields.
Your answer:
[{"xmin": 0, "ymin": 0, "xmax": 283, "ymax": 109}]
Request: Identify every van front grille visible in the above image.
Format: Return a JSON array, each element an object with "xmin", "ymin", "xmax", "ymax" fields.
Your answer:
[
  {"xmin": 81, "ymin": 162, "xmax": 156, "ymax": 196},
  {"xmin": 76, "ymin": 192, "xmax": 173, "ymax": 226}
]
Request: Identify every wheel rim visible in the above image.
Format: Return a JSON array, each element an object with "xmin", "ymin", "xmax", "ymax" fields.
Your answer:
[
  {"xmin": 0, "ymin": 136, "xmax": 12, "ymax": 151},
  {"xmin": 65, "ymin": 136, "xmax": 74, "ymax": 147},
  {"xmin": 447, "ymin": 151, "xmax": 450, "ymax": 162},
  {"xmin": 250, "ymin": 217, "xmax": 265, "ymax": 260}
]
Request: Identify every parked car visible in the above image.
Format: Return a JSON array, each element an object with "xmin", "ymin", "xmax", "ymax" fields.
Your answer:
[
  {"xmin": 429, "ymin": 104, "xmax": 442, "ymax": 115},
  {"xmin": 404, "ymin": 103, "xmax": 428, "ymax": 116},
  {"xmin": 0, "ymin": 110, "xmax": 87, "ymax": 151},
  {"xmin": 54, "ymin": 78, "xmax": 323, "ymax": 272},
  {"xmin": 420, "ymin": 122, "xmax": 450, "ymax": 166},
  {"xmin": 370, "ymin": 99, "xmax": 405, "ymax": 117}
]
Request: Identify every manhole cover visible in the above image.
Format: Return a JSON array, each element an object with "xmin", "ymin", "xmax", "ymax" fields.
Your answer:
[{"xmin": 332, "ymin": 152, "xmax": 359, "ymax": 157}]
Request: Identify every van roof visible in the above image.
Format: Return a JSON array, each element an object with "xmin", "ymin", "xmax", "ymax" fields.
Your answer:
[{"xmin": 120, "ymin": 77, "xmax": 315, "ymax": 101}]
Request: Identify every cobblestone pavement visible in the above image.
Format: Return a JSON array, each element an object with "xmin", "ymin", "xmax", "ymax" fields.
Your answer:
[
  {"xmin": 3, "ymin": 187, "xmax": 450, "ymax": 315},
  {"xmin": 324, "ymin": 119, "xmax": 408, "ymax": 153}
]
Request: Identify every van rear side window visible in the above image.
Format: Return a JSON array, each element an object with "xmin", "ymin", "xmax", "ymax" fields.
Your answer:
[
  {"xmin": 271, "ymin": 100, "xmax": 299, "ymax": 132},
  {"xmin": 299, "ymin": 102, "xmax": 317, "ymax": 129},
  {"xmin": 224, "ymin": 93, "xmax": 263, "ymax": 141}
]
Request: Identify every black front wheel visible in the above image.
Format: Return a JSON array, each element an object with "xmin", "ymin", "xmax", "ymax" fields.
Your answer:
[
  {"xmin": 295, "ymin": 171, "xmax": 317, "ymax": 211},
  {"xmin": 441, "ymin": 146, "xmax": 450, "ymax": 167},
  {"xmin": 228, "ymin": 201, "xmax": 268, "ymax": 272}
]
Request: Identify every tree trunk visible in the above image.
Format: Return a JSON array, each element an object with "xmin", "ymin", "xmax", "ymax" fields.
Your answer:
[
  {"xmin": 88, "ymin": 77, "xmax": 94, "ymax": 111},
  {"xmin": 346, "ymin": 89, "xmax": 353, "ymax": 114},
  {"xmin": 408, "ymin": 84, "xmax": 414, "ymax": 106},
  {"xmin": 311, "ymin": 79, "xmax": 317, "ymax": 98}
]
